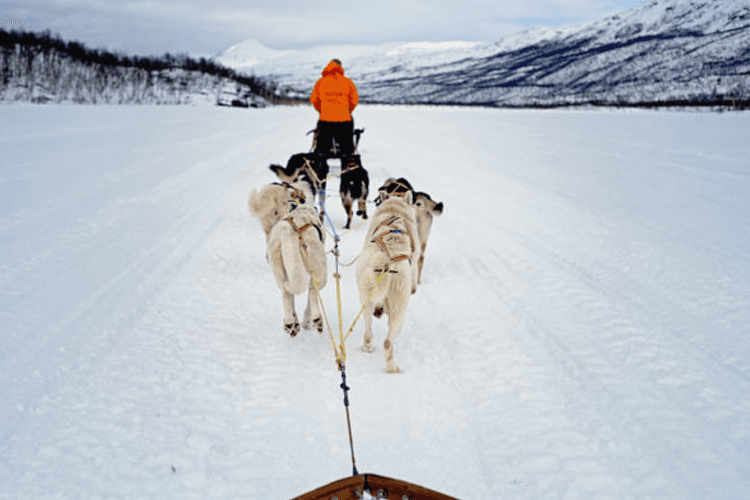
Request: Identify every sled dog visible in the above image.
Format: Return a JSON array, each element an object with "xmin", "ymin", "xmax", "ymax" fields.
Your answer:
[
  {"xmin": 375, "ymin": 178, "xmax": 443, "ymax": 283},
  {"xmin": 248, "ymin": 181, "xmax": 313, "ymax": 240},
  {"xmin": 248, "ymin": 182, "xmax": 327, "ymax": 336},
  {"xmin": 374, "ymin": 177, "xmax": 414, "ymax": 206},
  {"xmin": 269, "ymin": 153, "xmax": 329, "ymax": 208},
  {"xmin": 340, "ymin": 154, "xmax": 369, "ymax": 229},
  {"xmin": 356, "ymin": 194, "xmax": 421, "ymax": 373},
  {"xmin": 413, "ymin": 191, "xmax": 444, "ymax": 283}
]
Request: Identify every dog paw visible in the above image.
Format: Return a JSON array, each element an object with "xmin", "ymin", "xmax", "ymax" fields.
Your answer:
[
  {"xmin": 285, "ymin": 322, "xmax": 300, "ymax": 337},
  {"xmin": 313, "ymin": 317, "xmax": 324, "ymax": 333},
  {"xmin": 385, "ymin": 364, "xmax": 402, "ymax": 374},
  {"xmin": 361, "ymin": 342, "xmax": 376, "ymax": 353}
]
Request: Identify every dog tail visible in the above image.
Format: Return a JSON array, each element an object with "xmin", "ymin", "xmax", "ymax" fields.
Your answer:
[
  {"xmin": 280, "ymin": 230, "xmax": 309, "ymax": 295},
  {"xmin": 248, "ymin": 188, "xmax": 264, "ymax": 217}
]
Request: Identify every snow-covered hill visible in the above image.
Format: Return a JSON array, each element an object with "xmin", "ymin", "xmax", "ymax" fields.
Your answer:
[
  {"xmin": 0, "ymin": 30, "xmax": 275, "ymax": 106},
  {"xmin": 1, "ymin": 104, "xmax": 749, "ymax": 499},
  {"xmin": 217, "ymin": 0, "xmax": 750, "ymax": 106}
]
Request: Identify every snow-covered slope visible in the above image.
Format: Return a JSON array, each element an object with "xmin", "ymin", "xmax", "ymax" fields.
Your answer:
[
  {"xmin": 1, "ymin": 104, "xmax": 749, "ymax": 499},
  {"xmin": 0, "ymin": 30, "xmax": 273, "ymax": 106},
  {"xmin": 214, "ymin": 39, "xmax": 488, "ymax": 95},
  {"xmin": 217, "ymin": 0, "xmax": 750, "ymax": 106}
]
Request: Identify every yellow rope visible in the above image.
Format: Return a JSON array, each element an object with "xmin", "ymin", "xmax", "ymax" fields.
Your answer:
[
  {"xmin": 313, "ymin": 247, "xmax": 389, "ymax": 368},
  {"xmin": 342, "ymin": 268, "xmax": 389, "ymax": 345},
  {"xmin": 290, "ymin": 194, "xmax": 391, "ymax": 370},
  {"xmin": 314, "ymin": 275, "xmax": 339, "ymax": 362},
  {"xmin": 335, "ymin": 272, "xmax": 346, "ymax": 365},
  {"xmin": 288, "ymin": 215, "xmax": 344, "ymax": 366}
]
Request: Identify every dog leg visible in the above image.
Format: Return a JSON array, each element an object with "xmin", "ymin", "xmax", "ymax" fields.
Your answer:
[
  {"xmin": 302, "ymin": 297, "xmax": 312, "ymax": 330},
  {"xmin": 342, "ymin": 197, "xmax": 353, "ymax": 229},
  {"xmin": 383, "ymin": 307, "xmax": 406, "ymax": 373},
  {"xmin": 303, "ymin": 280, "xmax": 324, "ymax": 333},
  {"xmin": 318, "ymin": 188, "xmax": 326, "ymax": 220},
  {"xmin": 382, "ymin": 281, "xmax": 410, "ymax": 373},
  {"xmin": 361, "ymin": 303, "xmax": 376, "ymax": 353},
  {"xmin": 411, "ymin": 260, "xmax": 420, "ymax": 295},
  {"xmin": 417, "ymin": 253, "xmax": 425, "ymax": 284},
  {"xmin": 356, "ymin": 198, "xmax": 368, "ymax": 220},
  {"xmin": 282, "ymin": 290, "xmax": 300, "ymax": 336}
]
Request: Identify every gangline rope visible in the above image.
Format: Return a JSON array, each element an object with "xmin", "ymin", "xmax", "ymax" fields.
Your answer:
[{"xmin": 307, "ymin": 191, "xmax": 390, "ymax": 478}]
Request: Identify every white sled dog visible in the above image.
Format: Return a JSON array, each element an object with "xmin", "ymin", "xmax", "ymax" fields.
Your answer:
[
  {"xmin": 375, "ymin": 177, "xmax": 444, "ymax": 284},
  {"xmin": 248, "ymin": 182, "xmax": 327, "ymax": 336},
  {"xmin": 356, "ymin": 193, "xmax": 422, "ymax": 373},
  {"xmin": 248, "ymin": 181, "xmax": 311, "ymax": 238},
  {"xmin": 412, "ymin": 191, "xmax": 443, "ymax": 283}
]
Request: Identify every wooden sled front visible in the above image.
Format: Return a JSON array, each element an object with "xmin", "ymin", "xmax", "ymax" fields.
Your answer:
[{"xmin": 290, "ymin": 473, "xmax": 460, "ymax": 500}]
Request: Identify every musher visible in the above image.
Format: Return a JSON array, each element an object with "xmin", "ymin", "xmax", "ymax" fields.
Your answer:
[{"xmin": 309, "ymin": 59, "xmax": 359, "ymax": 158}]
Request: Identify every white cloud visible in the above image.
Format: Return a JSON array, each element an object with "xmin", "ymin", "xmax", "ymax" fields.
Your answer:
[{"xmin": 2, "ymin": 0, "xmax": 643, "ymax": 55}]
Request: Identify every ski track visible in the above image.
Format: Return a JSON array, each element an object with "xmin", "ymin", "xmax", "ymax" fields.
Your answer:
[{"xmin": 0, "ymin": 104, "xmax": 749, "ymax": 499}]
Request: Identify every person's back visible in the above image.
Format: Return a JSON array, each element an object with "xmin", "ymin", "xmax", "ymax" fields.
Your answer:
[
  {"xmin": 310, "ymin": 59, "xmax": 359, "ymax": 157},
  {"xmin": 310, "ymin": 60, "xmax": 358, "ymax": 122}
]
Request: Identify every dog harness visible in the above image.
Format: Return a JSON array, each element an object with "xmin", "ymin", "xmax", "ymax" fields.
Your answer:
[
  {"xmin": 272, "ymin": 182, "xmax": 307, "ymax": 206},
  {"xmin": 341, "ymin": 160, "xmax": 361, "ymax": 175},
  {"xmin": 285, "ymin": 216, "xmax": 323, "ymax": 251},
  {"xmin": 370, "ymin": 215, "xmax": 415, "ymax": 274},
  {"xmin": 375, "ymin": 180, "xmax": 412, "ymax": 206},
  {"xmin": 301, "ymin": 157, "xmax": 325, "ymax": 188}
]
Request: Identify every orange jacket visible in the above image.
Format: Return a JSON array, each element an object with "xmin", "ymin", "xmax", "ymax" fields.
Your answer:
[{"xmin": 310, "ymin": 60, "xmax": 359, "ymax": 122}]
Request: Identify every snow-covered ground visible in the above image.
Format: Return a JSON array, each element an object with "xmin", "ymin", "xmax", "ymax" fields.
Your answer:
[{"xmin": 1, "ymin": 103, "xmax": 749, "ymax": 499}]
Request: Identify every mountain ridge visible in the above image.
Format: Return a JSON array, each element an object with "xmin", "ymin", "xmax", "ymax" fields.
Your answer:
[{"xmin": 216, "ymin": 0, "xmax": 750, "ymax": 107}]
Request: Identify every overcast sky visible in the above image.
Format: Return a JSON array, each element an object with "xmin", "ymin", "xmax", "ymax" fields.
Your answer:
[{"xmin": 2, "ymin": 0, "xmax": 653, "ymax": 57}]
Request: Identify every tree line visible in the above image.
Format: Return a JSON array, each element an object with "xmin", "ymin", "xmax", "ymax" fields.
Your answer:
[{"xmin": 1, "ymin": 29, "xmax": 290, "ymax": 105}]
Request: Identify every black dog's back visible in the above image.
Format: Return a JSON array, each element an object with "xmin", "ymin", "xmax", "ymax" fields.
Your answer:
[
  {"xmin": 269, "ymin": 152, "xmax": 329, "ymax": 194},
  {"xmin": 288, "ymin": 153, "xmax": 328, "ymax": 186},
  {"xmin": 341, "ymin": 155, "xmax": 369, "ymax": 199}
]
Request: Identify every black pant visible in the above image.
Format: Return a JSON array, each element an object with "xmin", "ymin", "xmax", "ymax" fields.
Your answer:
[{"xmin": 314, "ymin": 120, "xmax": 355, "ymax": 158}]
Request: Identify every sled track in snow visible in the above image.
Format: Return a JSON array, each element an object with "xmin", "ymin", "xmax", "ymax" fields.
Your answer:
[{"xmin": 1, "ymin": 105, "xmax": 749, "ymax": 499}]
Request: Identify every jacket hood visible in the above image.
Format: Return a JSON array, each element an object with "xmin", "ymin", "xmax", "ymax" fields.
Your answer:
[{"xmin": 322, "ymin": 60, "xmax": 344, "ymax": 77}]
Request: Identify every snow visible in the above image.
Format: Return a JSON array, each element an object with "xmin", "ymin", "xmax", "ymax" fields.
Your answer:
[
  {"xmin": 1, "ymin": 103, "xmax": 750, "ymax": 499},
  {"xmin": 384, "ymin": 41, "xmax": 483, "ymax": 55}
]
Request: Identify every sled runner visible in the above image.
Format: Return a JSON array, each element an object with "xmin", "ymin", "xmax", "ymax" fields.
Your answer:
[{"xmin": 290, "ymin": 473, "xmax": 460, "ymax": 500}]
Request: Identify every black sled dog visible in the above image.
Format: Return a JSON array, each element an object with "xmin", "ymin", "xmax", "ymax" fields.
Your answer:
[
  {"xmin": 270, "ymin": 152, "xmax": 369, "ymax": 229},
  {"xmin": 340, "ymin": 154, "xmax": 369, "ymax": 229},
  {"xmin": 269, "ymin": 153, "xmax": 329, "ymax": 208}
]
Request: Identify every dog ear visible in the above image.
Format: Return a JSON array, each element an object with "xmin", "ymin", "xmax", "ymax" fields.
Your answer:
[
  {"xmin": 404, "ymin": 191, "xmax": 413, "ymax": 204},
  {"xmin": 269, "ymin": 164, "xmax": 283, "ymax": 176}
]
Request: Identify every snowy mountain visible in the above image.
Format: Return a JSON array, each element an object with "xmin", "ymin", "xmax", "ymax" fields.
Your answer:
[{"xmin": 217, "ymin": 0, "xmax": 750, "ymax": 107}]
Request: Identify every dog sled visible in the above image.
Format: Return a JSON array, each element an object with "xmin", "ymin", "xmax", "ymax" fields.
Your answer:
[
  {"xmin": 307, "ymin": 126, "xmax": 365, "ymax": 159},
  {"xmin": 290, "ymin": 472, "xmax": 460, "ymax": 500}
]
